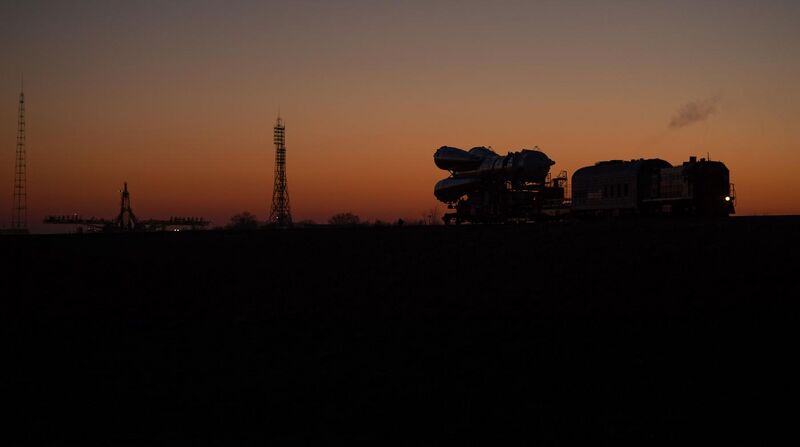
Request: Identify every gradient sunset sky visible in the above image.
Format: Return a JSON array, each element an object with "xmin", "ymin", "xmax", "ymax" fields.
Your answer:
[{"xmin": 1, "ymin": 0, "xmax": 799, "ymax": 230}]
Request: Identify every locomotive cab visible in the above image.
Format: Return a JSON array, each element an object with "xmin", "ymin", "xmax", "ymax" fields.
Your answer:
[
  {"xmin": 683, "ymin": 157, "xmax": 735, "ymax": 216},
  {"xmin": 657, "ymin": 157, "xmax": 735, "ymax": 216}
]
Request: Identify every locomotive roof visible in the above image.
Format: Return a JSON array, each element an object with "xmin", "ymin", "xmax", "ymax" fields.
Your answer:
[{"xmin": 574, "ymin": 158, "xmax": 671, "ymax": 177}]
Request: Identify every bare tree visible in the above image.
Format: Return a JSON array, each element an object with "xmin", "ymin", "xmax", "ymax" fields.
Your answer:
[
  {"xmin": 328, "ymin": 212, "xmax": 360, "ymax": 226},
  {"xmin": 226, "ymin": 211, "xmax": 259, "ymax": 230}
]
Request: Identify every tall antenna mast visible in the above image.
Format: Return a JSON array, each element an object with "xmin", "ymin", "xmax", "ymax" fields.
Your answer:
[
  {"xmin": 268, "ymin": 113, "xmax": 292, "ymax": 226},
  {"xmin": 12, "ymin": 79, "xmax": 27, "ymax": 231}
]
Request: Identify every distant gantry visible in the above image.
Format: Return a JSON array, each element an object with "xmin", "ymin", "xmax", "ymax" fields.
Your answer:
[{"xmin": 43, "ymin": 182, "xmax": 209, "ymax": 232}]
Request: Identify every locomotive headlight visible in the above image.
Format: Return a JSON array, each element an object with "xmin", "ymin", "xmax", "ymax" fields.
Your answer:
[{"xmin": 724, "ymin": 196, "xmax": 731, "ymax": 202}]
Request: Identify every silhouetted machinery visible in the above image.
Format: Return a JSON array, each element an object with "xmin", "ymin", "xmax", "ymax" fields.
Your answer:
[
  {"xmin": 433, "ymin": 147, "xmax": 736, "ymax": 223},
  {"xmin": 434, "ymin": 146, "xmax": 568, "ymax": 224}
]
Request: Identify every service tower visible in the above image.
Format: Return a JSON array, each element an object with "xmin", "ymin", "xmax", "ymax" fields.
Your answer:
[{"xmin": 268, "ymin": 114, "xmax": 292, "ymax": 226}]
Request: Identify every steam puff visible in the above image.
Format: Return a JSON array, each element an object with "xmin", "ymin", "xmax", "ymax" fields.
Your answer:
[{"xmin": 669, "ymin": 97, "xmax": 720, "ymax": 129}]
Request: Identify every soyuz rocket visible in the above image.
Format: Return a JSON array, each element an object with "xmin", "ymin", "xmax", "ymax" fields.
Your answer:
[{"xmin": 433, "ymin": 146, "xmax": 555, "ymax": 203}]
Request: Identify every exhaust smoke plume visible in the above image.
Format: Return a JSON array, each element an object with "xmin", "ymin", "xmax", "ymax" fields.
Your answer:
[{"xmin": 669, "ymin": 97, "xmax": 720, "ymax": 129}]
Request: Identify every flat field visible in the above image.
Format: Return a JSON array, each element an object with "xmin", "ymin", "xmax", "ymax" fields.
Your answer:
[{"xmin": 2, "ymin": 217, "xmax": 798, "ymax": 443}]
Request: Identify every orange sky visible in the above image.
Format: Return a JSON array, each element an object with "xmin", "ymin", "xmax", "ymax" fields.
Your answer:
[{"xmin": 1, "ymin": 1, "xmax": 799, "ymax": 231}]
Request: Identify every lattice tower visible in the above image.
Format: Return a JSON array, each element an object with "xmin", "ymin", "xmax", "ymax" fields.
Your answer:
[
  {"xmin": 12, "ymin": 83, "xmax": 26, "ymax": 230},
  {"xmin": 268, "ymin": 115, "xmax": 292, "ymax": 226}
]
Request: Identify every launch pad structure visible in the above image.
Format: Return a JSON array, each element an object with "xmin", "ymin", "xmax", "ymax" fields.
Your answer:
[{"xmin": 44, "ymin": 182, "xmax": 209, "ymax": 232}]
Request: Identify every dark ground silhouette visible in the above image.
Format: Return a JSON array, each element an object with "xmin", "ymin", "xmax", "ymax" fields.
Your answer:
[{"xmin": 2, "ymin": 217, "xmax": 798, "ymax": 443}]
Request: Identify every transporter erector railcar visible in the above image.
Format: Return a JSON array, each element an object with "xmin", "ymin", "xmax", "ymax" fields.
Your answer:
[
  {"xmin": 434, "ymin": 146, "xmax": 568, "ymax": 224},
  {"xmin": 433, "ymin": 146, "xmax": 735, "ymax": 223}
]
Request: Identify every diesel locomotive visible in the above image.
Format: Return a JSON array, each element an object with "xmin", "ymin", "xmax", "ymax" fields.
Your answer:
[{"xmin": 572, "ymin": 156, "xmax": 735, "ymax": 217}]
